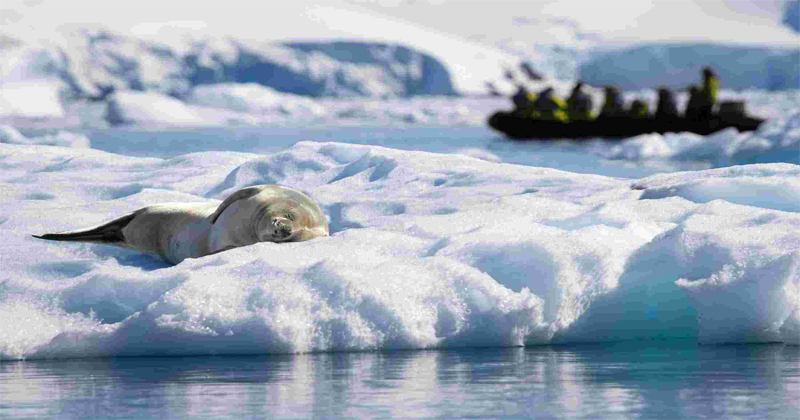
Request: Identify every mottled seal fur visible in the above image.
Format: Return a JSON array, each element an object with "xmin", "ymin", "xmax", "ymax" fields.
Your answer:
[{"xmin": 33, "ymin": 185, "xmax": 329, "ymax": 264}]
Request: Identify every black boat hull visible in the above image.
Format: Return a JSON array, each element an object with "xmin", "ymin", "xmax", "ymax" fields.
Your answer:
[{"xmin": 487, "ymin": 112, "xmax": 765, "ymax": 141}]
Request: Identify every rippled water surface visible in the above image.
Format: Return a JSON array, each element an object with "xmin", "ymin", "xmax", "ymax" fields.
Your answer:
[{"xmin": 2, "ymin": 342, "xmax": 798, "ymax": 419}]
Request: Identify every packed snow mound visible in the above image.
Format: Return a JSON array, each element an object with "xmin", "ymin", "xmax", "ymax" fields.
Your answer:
[
  {"xmin": 105, "ymin": 87, "xmax": 329, "ymax": 127},
  {"xmin": 673, "ymin": 206, "xmax": 800, "ymax": 344},
  {"xmin": 585, "ymin": 109, "xmax": 800, "ymax": 168},
  {"xmin": 633, "ymin": 163, "xmax": 800, "ymax": 212},
  {"xmin": 580, "ymin": 44, "xmax": 800, "ymax": 91},
  {"xmin": 106, "ymin": 91, "xmax": 205, "ymax": 126},
  {"xmin": 103, "ymin": 87, "xmax": 484, "ymax": 127},
  {"xmin": 188, "ymin": 83, "xmax": 324, "ymax": 116},
  {"xmin": 1, "ymin": 139, "xmax": 798, "ymax": 359},
  {"xmin": 0, "ymin": 125, "xmax": 89, "ymax": 147},
  {"xmin": 728, "ymin": 109, "xmax": 800, "ymax": 166}
]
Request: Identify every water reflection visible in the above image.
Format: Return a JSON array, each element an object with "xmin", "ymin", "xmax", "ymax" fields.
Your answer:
[{"xmin": 1, "ymin": 342, "xmax": 798, "ymax": 419}]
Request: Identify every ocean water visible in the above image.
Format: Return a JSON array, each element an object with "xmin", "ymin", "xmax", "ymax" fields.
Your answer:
[{"xmin": 2, "ymin": 342, "xmax": 797, "ymax": 419}]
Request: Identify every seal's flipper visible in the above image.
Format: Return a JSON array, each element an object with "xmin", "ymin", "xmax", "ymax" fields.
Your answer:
[
  {"xmin": 33, "ymin": 211, "xmax": 141, "ymax": 244},
  {"xmin": 209, "ymin": 185, "xmax": 270, "ymax": 224}
]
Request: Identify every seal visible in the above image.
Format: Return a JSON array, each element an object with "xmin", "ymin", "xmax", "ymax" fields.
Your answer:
[{"xmin": 33, "ymin": 185, "xmax": 329, "ymax": 265}]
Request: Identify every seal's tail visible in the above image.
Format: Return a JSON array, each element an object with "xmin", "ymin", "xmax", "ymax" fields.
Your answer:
[{"xmin": 32, "ymin": 212, "xmax": 140, "ymax": 244}]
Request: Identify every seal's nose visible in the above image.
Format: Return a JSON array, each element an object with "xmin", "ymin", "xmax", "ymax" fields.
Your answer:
[{"xmin": 272, "ymin": 219, "xmax": 292, "ymax": 238}]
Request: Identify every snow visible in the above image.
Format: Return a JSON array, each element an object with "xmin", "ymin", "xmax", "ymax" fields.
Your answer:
[
  {"xmin": 1, "ymin": 97, "xmax": 799, "ymax": 360},
  {"xmin": 0, "ymin": 125, "xmax": 89, "ymax": 148},
  {"xmin": 355, "ymin": 0, "xmax": 798, "ymax": 47},
  {"xmin": 580, "ymin": 44, "xmax": 799, "ymax": 91},
  {"xmin": 633, "ymin": 164, "xmax": 800, "ymax": 212},
  {"xmin": 187, "ymin": 83, "xmax": 327, "ymax": 118},
  {"xmin": 0, "ymin": 1, "xmax": 519, "ymax": 101},
  {"xmin": 586, "ymin": 109, "xmax": 800, "ymax": 168},
  {"xmin": 356, "ymin": 0, "xmax": 800, "ymax": 87},
  {"xmin": 0, "ymin": 46, "xmax": 66, "ymax": 118},
  {"xmin": 189, "ymin": 83, "xmax": 303, "ymax": 114},
  {"xmin": 3, "ymin": 0, "xmax": 798, "ymax": 116},
  {"xmin": 106, "ymin": 91, "xmax": 206, "ymax": 126},
  {"xmin": 0, "ymin": 81, "xmax": 65, "ymax": 119}
]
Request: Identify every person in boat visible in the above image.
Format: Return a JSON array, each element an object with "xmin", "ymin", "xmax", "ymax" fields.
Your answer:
[
  {"xmin": 531, "ymin": 86, "xmax": 568, "ymax": 122},
  {"xmin": 511, "ymin": 85, "xmax": 537, "ymax": 117},
  {"xmin": 627, "ymin": 99, "xmax": 650, "ymax": 119},
  {"xmin": 654, "ymin": 87, "xmax": 679, "ymax": 120},
  {"xmin": 684, "ymin": 85, "xmax": 704, "ymax": 121},
  {"xmin": 598, "ymin": 86, "xmax": 625, "ymax": 119},
  {"xmin": 567, "ymin": 81, "xmax": 593, "ymax": 121},
  {"xmin": 699, "ymin": 66, "xmax": 719, "ymax": 119}
]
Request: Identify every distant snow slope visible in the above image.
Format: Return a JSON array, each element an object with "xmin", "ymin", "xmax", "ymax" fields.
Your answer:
[
  {"xmin": 1, "ymin": 32, "xmax": 461, "ymax": 101},
  {"xmin": 354, "ymin": 0, "xmax": 800, "ymax": 85},
  {"xmin": 0, "ymin": 0, "xmax": 520, "ymax": 102},
  {"xmin": 580, "ymin": 44, "xmax": 800, "ymax": 91},
  {"xmin": 354, "ymin": 0, "xmax": 797, "ymax": 48},
  {"xmin": 2, "ymin": 0, "xmax": 798, "ymax": 124}
]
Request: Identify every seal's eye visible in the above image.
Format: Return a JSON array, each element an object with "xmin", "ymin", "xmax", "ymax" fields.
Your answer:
[{"xmin": 285, "ymin": 213, "xmax": 295, "ymax": 221}]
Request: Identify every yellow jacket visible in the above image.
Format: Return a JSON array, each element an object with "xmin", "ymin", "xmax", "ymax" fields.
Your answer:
[
  {"xmin": 701, "ymin": 75, "xmax": 719, "ymax": 105},
  {"xmin": 532, "ymin": 91, "xmax": 568, "ymax": 122}
]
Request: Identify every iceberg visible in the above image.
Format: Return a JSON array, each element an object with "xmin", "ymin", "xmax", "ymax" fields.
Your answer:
[{"xmin": 1, "ymin": 129, "xmax": 798, "ymax": 360}]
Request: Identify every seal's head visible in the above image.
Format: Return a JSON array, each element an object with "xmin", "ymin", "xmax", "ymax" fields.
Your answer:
[{"xmin": 209, "ymin": 185, "xmax": 329, "ymax": 248}]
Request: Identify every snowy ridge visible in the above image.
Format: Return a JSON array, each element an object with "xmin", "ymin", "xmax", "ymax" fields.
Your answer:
[
  {"xmin": 0, "ymin": 29, "xmax": 513, "ymax": 122},
  {"xmin": 0, "ymin": 0, "xmax": 525, "ymax": 104},
  {"xmin": 581, "ymin": 44, "xmax": 800, "ymax": 91},
  {"xmin": 353, "ymin": 0, "xmax": 800, "ymax": 86},
  {"xmin": 1, "ymin": 128, "xmax": 799, "ymax": 359},
  {"xmin": 1, "ymin": 31, "xmax": 460, "ymax": 100}
]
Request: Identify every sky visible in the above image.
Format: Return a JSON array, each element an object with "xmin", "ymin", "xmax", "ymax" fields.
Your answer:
[
  {"xmin": 2, "ymin": 0, "xmax": 797, "ymax": 47},
  {"xmin": 355, "ymin": 0, "xmax": 796, "ymax": 46}
]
